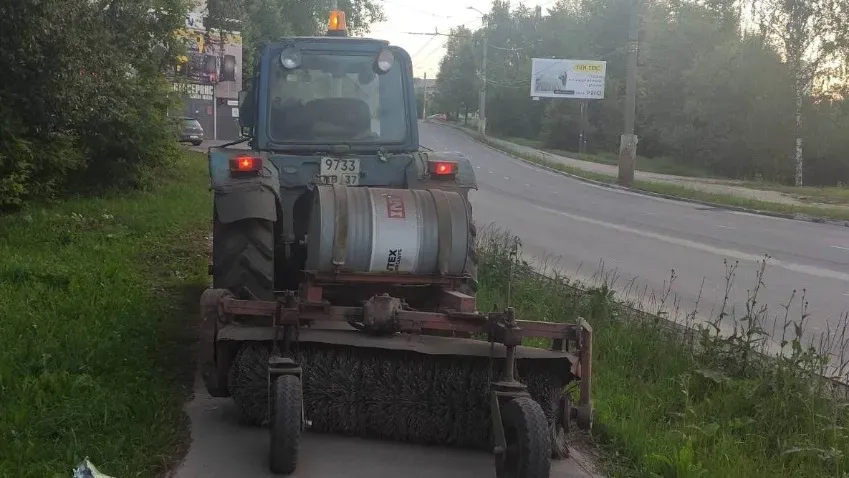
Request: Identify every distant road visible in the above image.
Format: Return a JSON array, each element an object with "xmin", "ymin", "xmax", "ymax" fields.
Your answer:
[{"xmin": 420, "ymin": 122, "xmax": 849, "ymax": 343}]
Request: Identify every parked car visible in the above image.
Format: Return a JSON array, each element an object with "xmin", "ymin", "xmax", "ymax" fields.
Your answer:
[
  {"xmin": 427, "ymin": 113, "xmax": 447, "ymax": 121},
  {"xmin": 177, "ymin": 117, "xmax": 204, "ymax": 146}
]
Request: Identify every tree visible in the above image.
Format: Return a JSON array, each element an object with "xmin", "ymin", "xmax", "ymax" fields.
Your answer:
[
  {"xmin": 205, "ymin": 0, "xmax": 385, "ymax": 80},
  {"xmin": 428, "ymin": 0, "xmax": 849, "ymax": 186},
  {"xmin": 747, "ymin": 0, "xmax": 849, "ymax": 185},
  {"xmin": 0, "ymin": 0, "xmax": 188, "ymax": 207},
  {"xmin": 433, "ymin": 27, "xmax": 479, "ymax": 120}
]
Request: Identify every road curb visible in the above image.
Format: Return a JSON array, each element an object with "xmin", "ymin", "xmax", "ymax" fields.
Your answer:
[{"xmin": 435, "ymin": 121, "xmax": 849, "ymax": 228}]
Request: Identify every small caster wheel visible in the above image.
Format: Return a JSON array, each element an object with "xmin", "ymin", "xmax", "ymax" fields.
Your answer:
[
  {"xmin": 495, "ymin": 397, "xmax": 552, "ymax": 478},
  {"xmin": 269, "ymin": 374, "xmax": 302, "ymax": 475},
  {"xmin": 550, "ymin": 394, "xmax": 571, "ymax": 459}
]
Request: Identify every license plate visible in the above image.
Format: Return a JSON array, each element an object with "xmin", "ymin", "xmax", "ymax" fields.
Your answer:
[
  {"xmin": 189, "ymin": 135, "xmax": 199, "ymax": 139},
  {"xmin": 319, "ymin": 157, "xmax": 360, "ymax": 186}
]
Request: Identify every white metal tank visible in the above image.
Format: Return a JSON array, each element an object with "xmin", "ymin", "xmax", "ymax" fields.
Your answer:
[{"xmin": 305, "ymin": 185, "xmax": 471, "ymax": 275}]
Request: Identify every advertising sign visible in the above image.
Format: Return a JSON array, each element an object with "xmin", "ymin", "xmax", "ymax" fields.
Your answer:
[{"xmin": 530, "ymin": 59, "xmax": 606, "ymax": 99}]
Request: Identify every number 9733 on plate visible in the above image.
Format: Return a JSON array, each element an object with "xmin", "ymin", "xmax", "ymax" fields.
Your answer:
[{"xmin": 319, "ymin": 157, "xmax": 360, "ymax": 186}]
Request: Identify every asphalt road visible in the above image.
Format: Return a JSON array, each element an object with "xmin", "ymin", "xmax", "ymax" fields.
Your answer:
[{"xmin": 420, "ymin": 122, "xmax": 849, "ymax": 348}]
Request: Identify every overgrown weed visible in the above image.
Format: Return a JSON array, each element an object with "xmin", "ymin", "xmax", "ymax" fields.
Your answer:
[{"xmin": 475, "ymin": 225, "xmax": 849, "ymax": 477}]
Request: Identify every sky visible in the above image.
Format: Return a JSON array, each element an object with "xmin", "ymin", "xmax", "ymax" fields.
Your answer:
[{"xmin": 368, "ymin": 0, "xmax": 559, "ymax": 78}]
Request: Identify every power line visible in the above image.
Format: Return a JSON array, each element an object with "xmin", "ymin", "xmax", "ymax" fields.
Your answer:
[
  {"xmin": 376, "ymin": 0, "xmax": 456, "ymax": 19},
  {"xmin": 411, "ymin": 34, "xmax": 439, "ymax": 59}
]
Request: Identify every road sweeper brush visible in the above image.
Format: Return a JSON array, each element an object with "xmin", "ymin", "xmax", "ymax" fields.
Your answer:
[{"xmin": 201, "ymin": 9, "xmax": 593, "ymax": 476}]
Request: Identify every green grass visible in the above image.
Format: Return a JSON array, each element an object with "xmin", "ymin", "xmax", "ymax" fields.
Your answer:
[
  {"xmin": 630, "ymin": 180, "xmax": 849, "ymax": 221},
  {"xmin": 741, "ymin": 182, "xmax": 849, "ymax": 206},
  {"xmin": 0, "ymin": 152, "xmax": 211, "ymax": 477},
  {"xmin": 476, "ymin": 229, "xmax": 849, "ymax": 478},
  {"xmin": 503, "ymin": 136, "xmax": 720, "ymax": 179},
  {"xmin": 464, "ymin": 129, "xmax": 849, "ymax": 222}
]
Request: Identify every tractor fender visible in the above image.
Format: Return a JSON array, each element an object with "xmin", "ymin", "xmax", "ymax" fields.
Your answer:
[
  {"xmin": 210, "ymin": 150, "xmax": 281, "ymax": 224},
  {"xmin": 405, "ymin": 151, "xmax": 478, "ymax": 194}
]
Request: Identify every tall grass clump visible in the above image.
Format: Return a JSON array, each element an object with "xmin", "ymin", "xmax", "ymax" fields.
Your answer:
[{"xmin": 475, "ymin": 226, "xmax": 849, "ymax": 478}]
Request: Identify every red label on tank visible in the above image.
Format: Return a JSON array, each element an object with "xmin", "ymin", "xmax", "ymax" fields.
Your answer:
[{"xmin": 386, "ymin": 195, "xmax": 406, "ymax": 219}]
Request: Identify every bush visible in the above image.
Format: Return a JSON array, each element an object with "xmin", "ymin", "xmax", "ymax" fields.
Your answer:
[{"xmin": 0, "ymin": 0, "xmax": 186, "ymax": 208}]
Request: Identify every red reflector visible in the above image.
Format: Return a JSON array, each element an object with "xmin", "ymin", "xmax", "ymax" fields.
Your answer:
[
  {"xmin": 229, "ymin": 156, "xmax": 263, "ymax": 172},
  {"xmin": 428, "ymin": 160, "xmax": 457, "ymax": 176}
]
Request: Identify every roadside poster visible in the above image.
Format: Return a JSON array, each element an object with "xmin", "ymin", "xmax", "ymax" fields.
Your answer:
[{"xmin": 530, "ymin": 59, "xmax": 606, "ymax": 100}]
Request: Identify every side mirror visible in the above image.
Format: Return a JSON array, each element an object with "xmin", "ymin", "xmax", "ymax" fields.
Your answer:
[{"xmin": 238, "ymin": 85, "xmax": 255, "ymax": 129}]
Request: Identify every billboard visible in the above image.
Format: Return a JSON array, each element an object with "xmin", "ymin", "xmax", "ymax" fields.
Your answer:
[
  {"xmin": 530, "ymin": 59, "xmax": 606, "ymax": 100},
  {"xmin": 166, "ymin": 8, "xmax": 244, "ymax": 140},
  {"xmin": 169, "ymin": 11, "xmax": 243, "ymax": 99}
]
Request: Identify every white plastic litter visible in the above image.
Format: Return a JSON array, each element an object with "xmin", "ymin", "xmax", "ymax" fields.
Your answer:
[{"xmin": 72, "ymin": 458, "xmax": 115, "ymax": 478}]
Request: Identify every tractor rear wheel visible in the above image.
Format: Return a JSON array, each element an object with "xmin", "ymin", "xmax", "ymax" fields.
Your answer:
[
  {"xmin": 212, "ymin": 210, "xmax": 275, "ymax": 301},
  {"xmin": 269, "ymin": 374, "xmax": 302, "ymax": 475},
  {"xmin": 460, "ymin": 197, "xmax": 478, "ymax": 297},
  {"xmin": 497, "ymin": 397, "xmax": 552, "ymax": 478}
]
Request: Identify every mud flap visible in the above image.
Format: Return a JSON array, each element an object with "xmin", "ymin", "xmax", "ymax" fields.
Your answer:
[{"xmin": 214, "ymin": 183, "xmax": 278, "ymax": 224}]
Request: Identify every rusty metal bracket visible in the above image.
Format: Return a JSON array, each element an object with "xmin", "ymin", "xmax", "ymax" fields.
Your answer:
[
  {"xmin": 576, "ymin": 318, "xmax": 593, "ymax": 431},
  {"xmin": 200, "ymin": 288, "xmax": 235, "ymax": 397}
]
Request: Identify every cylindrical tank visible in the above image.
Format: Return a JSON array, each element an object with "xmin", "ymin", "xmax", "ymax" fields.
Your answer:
[{"xmin": 305, "ymin": 185, "xmax": 471, "ymax": 275}]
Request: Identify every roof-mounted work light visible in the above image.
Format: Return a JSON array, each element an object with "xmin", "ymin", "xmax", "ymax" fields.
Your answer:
[{"xmin": 327, "ymin": 10, "xmax": 348, "ymax": 37}]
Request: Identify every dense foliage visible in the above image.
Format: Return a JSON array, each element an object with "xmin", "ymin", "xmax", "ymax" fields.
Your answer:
[
  {"xmin": 0, "ymin": 0, "xmax": 189, "ymax": 208},
  {"xmin": 0, "ymin": 0, "xmax": 385, "ymax": 208},
  {"xmin": 205, "ymin": 0, "xmax": 385, "ymax": 80},
  {"xmin": 432, "ymin": 0, "xmax": 849, "ymax": 186}
]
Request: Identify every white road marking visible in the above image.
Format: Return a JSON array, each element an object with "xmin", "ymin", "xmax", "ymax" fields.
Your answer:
[
  {"xmin": 524, "ymin": 184, "xmax": 530, "ymax": 187},
  {"xmin": 488, "ymin": 170, "xmax": 494, "ymax": 174},
  {"xmin": 532, "ymin": 203, "xmax": 849, "ymax": 282},
  {"xmin": 832, "ymin": 245, "xmax": 849, "ymax": 251},
  {"xmin": 475, "ymin": 165, "xmax": 481, "ymax": 169},
  {"xmin": 504, "ymin": 176, "xmax": 510, "ymax": 180},
  {"xmin": 717, "ymin": 225, "xmax": 736, "ymax": 230}
]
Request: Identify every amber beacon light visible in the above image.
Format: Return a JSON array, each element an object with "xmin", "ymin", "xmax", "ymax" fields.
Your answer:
[{"xmin": 327, "ymin": 10, "xmax": 348, "ymax": 36}]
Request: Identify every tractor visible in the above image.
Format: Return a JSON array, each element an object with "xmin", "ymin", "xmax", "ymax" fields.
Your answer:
[{"xmin": 200, "ymin": 8, "xmax": 593, "ymax": 477}]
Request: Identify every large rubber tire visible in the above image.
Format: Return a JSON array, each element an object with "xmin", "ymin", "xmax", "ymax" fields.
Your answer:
[
  {"xmin": 460, "ymin": 197, "xmax": 478, "ymax": 297},
  {"xmin": 212, "ymin": 211, "xmax": 275, "ymax": 301},
  {"xmin": 269, "ymin": 374, "xmax": 302, "ymax": 475},
  {"xmin": 497, "ymin": 397, "xmax": 552, "ymax": 478}
]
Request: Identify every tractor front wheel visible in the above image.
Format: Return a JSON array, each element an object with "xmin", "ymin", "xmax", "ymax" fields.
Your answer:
[{"xmin": 269, "ymin": 374, "xmax": 303, "ymax": 475}]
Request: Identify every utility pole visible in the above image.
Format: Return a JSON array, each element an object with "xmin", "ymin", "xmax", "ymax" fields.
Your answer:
[
  {"xmin": 479, "ymin": 33, "xmax": 487, "ymax": 135},
  {"xmin": 213, "ymin": 83, "xmax": 218, "ymax": 140},
  {"xmin": 579, "ymin": 99, "xmax": 588, "ymax": 154},
  {"xmin": 467, "ymin": 5, "xmax": 487, "ymax": 136},
  {"xmin": 618, "ymin": 0, "xmax": 641, "ymax": 187},
  {"xmin": 422, "ymin": 71, "xmax": 428, "ymax": 119}
]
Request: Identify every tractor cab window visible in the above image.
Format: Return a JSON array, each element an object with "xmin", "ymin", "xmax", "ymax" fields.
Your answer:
[{"xmin": 267, "ymin": 52, "xmax": 408, "ymax": 145}]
